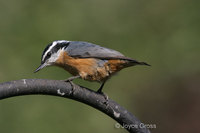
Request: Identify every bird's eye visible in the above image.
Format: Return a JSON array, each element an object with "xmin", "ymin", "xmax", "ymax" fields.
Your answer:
[{"xmin": 47, "ymin": 52, "xmax": 51, "ymax": 57}]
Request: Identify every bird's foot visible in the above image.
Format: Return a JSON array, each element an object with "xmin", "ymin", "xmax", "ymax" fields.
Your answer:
[{"xmin": 62, "ymin": 76, "xmax": 80, "ymax": 95}]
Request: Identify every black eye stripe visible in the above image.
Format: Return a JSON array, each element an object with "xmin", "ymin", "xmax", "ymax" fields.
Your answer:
[
  {"xmin": 41, "ymin": 43, "xmax": 52, "ymax": 59},
  {"xmin": 41, "ymin": 41, "xmax": 70, "ymax": 64},
  {"xmin": 47, "ymin": 52, "xmax": 51, "ymax": 57},
  {"xmin": 42, "ymin": 55, "xmax": 50, "ymax": 64}
]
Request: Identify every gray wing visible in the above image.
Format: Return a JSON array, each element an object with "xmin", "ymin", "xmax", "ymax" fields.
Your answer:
[{"xmin": 66, "ymin": 41, "xmax": 132, "ymax": 60}]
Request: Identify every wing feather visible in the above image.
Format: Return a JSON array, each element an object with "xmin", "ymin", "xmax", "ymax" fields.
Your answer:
[
  {"xmin": 65, "ymin": 41, "xmax": 150, "ymax": 66},
  {"xmin": 66, "ymin": 41, "xmax": 127, "ymax": 59}
]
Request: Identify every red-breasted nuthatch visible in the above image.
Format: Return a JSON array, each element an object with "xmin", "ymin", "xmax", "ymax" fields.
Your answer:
[{"xmin": 34, "ymin": 40, "xmax": 150, "ymax": 93}]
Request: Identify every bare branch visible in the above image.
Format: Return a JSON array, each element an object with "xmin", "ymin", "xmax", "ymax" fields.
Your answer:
[{"xmin": 0, "ymin": 79, "xmax": 150, "ymax": 133}]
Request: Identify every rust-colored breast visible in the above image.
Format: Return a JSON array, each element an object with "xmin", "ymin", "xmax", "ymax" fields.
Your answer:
[
  {"xmin": 56, "ymin": 51, "xmax": 130, "ymax": 82},
  {"xmin": 56, "ymin": 51, "xmax": 98, "ymax": 80}
]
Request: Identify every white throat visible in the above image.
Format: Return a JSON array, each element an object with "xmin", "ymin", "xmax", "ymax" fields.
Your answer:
[{"xmin": 48, "ymin": 48, "xmax": 65, "ymax": 64}]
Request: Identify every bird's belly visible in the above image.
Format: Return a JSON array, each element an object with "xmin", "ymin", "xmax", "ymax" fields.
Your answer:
[
  {"xmin": 55, "ymin": 51, "xmax": 109, "ymax": 81},
  {"xmin": 79, "ymin": 65, "xmax": 110, "ymax": 82},
  {"xmin": 62, "ymin": 61, "xmax": 110, "ymax": 82},
  {"xmin": 56, "ymin": 51, "xmax": 128, "ymax": 82},
  {"xmin": 64, "ymin": 59, "xmax": 127, "ymax": 82},
  {"xmin": 72, "ymin": 59, "xmax": 111, "ymax": 82}
]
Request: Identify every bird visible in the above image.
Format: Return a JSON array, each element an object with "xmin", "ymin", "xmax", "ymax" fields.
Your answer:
[{"xmin": 34, "ymin": 40, "xmax": 150, "ymax": 93}]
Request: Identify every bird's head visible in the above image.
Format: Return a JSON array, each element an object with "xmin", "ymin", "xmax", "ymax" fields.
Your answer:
[{"xmin": 34, "ymin": 40, "xmax": 70, "ymax": 73}]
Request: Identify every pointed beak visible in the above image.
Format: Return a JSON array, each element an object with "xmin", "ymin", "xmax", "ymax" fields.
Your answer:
[{"xmin": 34, "ymin": 63, "xmax": 47, "ymax": 73}]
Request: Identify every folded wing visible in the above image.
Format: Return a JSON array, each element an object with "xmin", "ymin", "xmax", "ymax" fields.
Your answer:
[{"xmin": 66, "ymin": 41, "xmax": 128, "ymax": 59}]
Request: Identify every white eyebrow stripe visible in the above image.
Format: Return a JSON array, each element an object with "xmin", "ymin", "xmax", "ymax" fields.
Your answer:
[
  {"xmin": 42, "ymin": 40, "xmax": 69, "ymax": 61},
  {"xmin": 42, "ymin": 41, "xmax": 57, "ymax": 61}
]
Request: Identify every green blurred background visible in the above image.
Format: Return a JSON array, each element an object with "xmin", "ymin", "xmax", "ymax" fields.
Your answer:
[{"xmin": 0, "ymin": 0, "xmax": 200, "ymax": 133}]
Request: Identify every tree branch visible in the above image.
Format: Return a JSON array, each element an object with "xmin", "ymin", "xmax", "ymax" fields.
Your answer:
[{"xmin": 0, "ymin": 79, "xmax": 150, "ymax": 133}]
